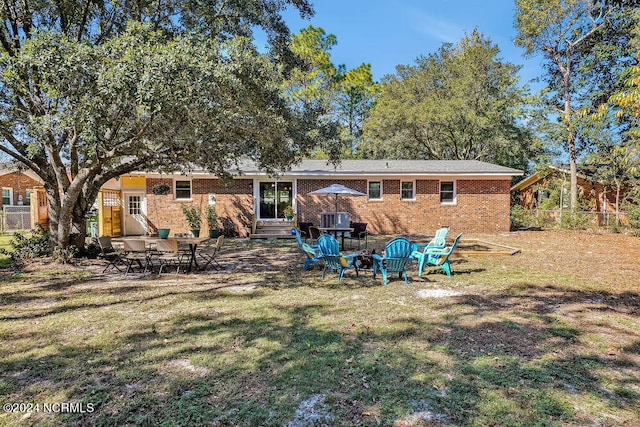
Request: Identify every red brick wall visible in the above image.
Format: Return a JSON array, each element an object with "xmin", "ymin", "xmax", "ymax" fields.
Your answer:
[
  {"xmin": 297, "ymin": 178, "xmax": 511, "ymax": 234},
  {"xmin": 143, "ymin": 176, "xmax": 512, "ymax": 235},
  {"xmin": 145, "ymin": 178, "xmax": 253, "ymax": 235},
  {"xmin": 0, "ymin": 173, "xmax": 42, "ymax": 207}
]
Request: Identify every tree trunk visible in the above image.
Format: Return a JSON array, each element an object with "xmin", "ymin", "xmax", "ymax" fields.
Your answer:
[
  {"xmin": 46, "ymin": 177, "xmax": 95, "ymax": 254},
  {"xmin": 569, "ymin": 139, "xmax": 578, "ymax": 210},
  {"xmin": 45, "ymin": 187, "xmax": 62, "ymax": 246},
  {"xmin": 562, "ymin": 58, "xmax": 578, "ymax": 211},
  {"xmin": 615, "ymin": 181, "xmax": 621, "ymax": 226}
]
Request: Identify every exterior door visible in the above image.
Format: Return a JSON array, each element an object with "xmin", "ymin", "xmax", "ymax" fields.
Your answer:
[
  {"xmin": 124, "ymin": 193, "xmax": 147, "ymax": 235},
  {"xmin": 259, "ymin": 181, "xmax": 293, "ymax": 219}
]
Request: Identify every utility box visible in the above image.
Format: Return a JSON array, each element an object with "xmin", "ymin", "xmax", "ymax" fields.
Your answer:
[{"xmin": 321, "ymin": 212, "xmax": 350, "ymax": 228}]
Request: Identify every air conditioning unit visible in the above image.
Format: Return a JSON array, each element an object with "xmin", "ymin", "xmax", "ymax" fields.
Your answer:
[{"xmin": 321, "ymin": 212, "xmax": 350, "ymax": 228}]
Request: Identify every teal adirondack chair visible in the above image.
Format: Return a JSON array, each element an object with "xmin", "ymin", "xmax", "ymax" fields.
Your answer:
[
  {"xmin": 411, "ymin": 227, "xmax": 449, "ymax": 276},
  {"xmin": 293, "ymin": 229, "xmax": 322, "ymax": 270},
  {"xmin": 418, "ymin": 233, "xmax": 463, "ymax": 277},
  {"xmin": 372, "ymin": 237, "xmax": 413, "ymax": 285},
  {"xmin": 317, "ymin": 234, "xmax": 359, "ymax": 281}
]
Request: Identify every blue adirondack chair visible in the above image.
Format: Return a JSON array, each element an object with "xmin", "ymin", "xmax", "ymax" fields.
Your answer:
[
  {"xmin": 418, "ymin": 233, "xmax": 463, "ymax": 277},
  {"xmin": 372, "ymin": 237, "xmax": 413, "ymax": 285},
  {"xmin": 293, "ymin": 229, "xmax": 322, "ymax": 270},
  {"xmin": 410, "ymin": 226, "xmax": 449, "ymax": 276},
  {"xmin": 317, "ymin": 234, "xmax": 359, "ymax": 281}
]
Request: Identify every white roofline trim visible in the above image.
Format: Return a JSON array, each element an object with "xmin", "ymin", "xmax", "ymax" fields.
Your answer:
[{"xmin": 141, "ymin": 171, "xmax": 522, "ymax": 179}]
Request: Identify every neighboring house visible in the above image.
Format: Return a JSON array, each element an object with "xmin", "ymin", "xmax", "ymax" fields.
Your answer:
[
  {"xmin": 0, "ymin": 163, "xmax": 44, "ymax": 230},
  {"xmin": 511, "ymin": 165, "xmax": 627, "ymax": 224},
  {"xmin": 98, "ymin": 159, "xmax": 522, "ymax": 237},
  {"xmin": 0, "ymin": 163, "xmax": 42, "ymax": 208}
]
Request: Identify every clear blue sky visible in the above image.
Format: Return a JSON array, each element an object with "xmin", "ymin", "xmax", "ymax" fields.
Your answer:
[{"xmin": 278, "ymin": 0, "xmax": 543, "ymax": 87}]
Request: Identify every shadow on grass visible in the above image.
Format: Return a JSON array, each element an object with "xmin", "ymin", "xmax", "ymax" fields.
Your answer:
[
  {"xmin": 1, "ymin": 239, "xmax": 639, "ymax": 425},
  {"xmin": 2, "ymin": 283, "xmax": 639, "ymax": 426}
]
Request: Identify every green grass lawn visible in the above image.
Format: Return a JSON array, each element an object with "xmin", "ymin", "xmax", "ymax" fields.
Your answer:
[
  {"xmin": 0, "ymin": 231, "xmax": 639, "ymax": 426},
  {"xmin": 0, "ymin": 234, "xmax": 13, "ymax": 268}
]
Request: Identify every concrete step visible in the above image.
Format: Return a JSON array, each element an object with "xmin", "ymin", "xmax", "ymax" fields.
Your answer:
[
  {"xmin": 251, "ymin": 220, "xmax": 296, "ymax": 239},
  {"xmin": 255, "ymin": 221, "xmax": 294, "ymax": 227},
  {"xmin": 249, "ymin": 233, "xmax": 295, "ymax": 239},
  {"xmin": 254, "ymin": 228, "xmax": 292, "ymax": 235}
]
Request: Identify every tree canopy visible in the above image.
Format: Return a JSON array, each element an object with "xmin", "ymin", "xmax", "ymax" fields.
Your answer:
[
  {"xmin": 0, "ymin": 0, "xmax": 319, "ymax": 249},
  {"xmin": 361, "ymin": 30, "xmax": 532, "ymax": 170},
  {"xmin": 282, "ymin": 25, "xmax": 378, "ymax": 160},
  {"xmin": 514, "ymin": 0, "xmax": 636, "ymax": 209}
]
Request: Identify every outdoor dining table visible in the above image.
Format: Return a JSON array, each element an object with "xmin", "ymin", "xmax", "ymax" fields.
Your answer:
[
  {"xmin": 317, "ymin": 227, "xmax": 354, "ymax": 250},
  {"xmin": 115, "ymin": 236, "xmax": 210, "ymax": 273},
  {"xmin": 172, "ymin": 236, "xmax": 210, "ymax": 272}
]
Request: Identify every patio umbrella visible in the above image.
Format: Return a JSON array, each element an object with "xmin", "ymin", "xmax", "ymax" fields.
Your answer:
[{"xmin": 308, "ymin": 183, "xmax": 366, "ymax": 216}]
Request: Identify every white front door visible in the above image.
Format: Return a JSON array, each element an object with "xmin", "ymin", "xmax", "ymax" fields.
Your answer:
[{"xmin": 124, "ymin": 193, "xmax": 147, "ymax": 236}]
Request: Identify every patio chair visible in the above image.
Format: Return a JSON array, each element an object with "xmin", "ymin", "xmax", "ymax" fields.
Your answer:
[
  {"xmin": 317, "ymin": 234, "xmax": 359, "ymax": 281},
  {"xmin": 293, "ymin": 229, "xmax": 322, "ymax": 270},
  {"xmin": 309, "ymin": 226, "xmax": 321, "ymax": 245},
  {"xmin": 417, "ymin": 233, "xmax": 463, "ymax": 277},
  {"xmin": 372, "ymin": 236, "xmax": 413, "ymax": 285},
  {"xmin": 294, "ymin": 229, "xmax": 319, "ymax": 251},
  {"xmin": 298, "ymin": 221, "xmax": 314, "ymax": 242},
  {"xmin": 346, "ymin": 222, "xmax": 368, "ymax": 249},
  {"xmin": 122, "ymin": 239, "xmax": 152, "ymax": 276},
  {"xmin": 196, "ymin": 235, "xmax": 225, "ymax": 271},
  {"xmin": 98, "ymin": 236, "xmax": 127, "ymax": 273},
  {"xmin": 411, "ymin": 226, "xmax": 449, "ymax": 275},
  {"xmin": 151, "ymin": 238, "xmax": 189, "ymax": 274}
]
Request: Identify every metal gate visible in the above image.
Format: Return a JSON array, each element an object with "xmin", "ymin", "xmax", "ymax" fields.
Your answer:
[{"xmin": 2, "ymin": 205, "xmax": 31, "ymax": 231}]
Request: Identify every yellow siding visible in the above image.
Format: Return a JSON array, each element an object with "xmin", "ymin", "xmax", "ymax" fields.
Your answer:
[
  {"xmin": 121, "ymin": 175, "xmax": 146, "ymax": 191},
  {"xmin": 98, "ymin": 190, "xmax": 122, "ymax": 237}
]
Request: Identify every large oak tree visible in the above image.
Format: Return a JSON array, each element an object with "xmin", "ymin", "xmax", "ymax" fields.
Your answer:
[{"xmin": 0, "ymin": 0, "xmax": 320, "ymax": 250}]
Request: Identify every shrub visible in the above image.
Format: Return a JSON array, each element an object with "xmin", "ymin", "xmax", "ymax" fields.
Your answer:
[
  {"xmin": 625, "ymin": 202, "xmax": 640, "ymax": 236},
  {"xmin": 205, "ymin": 205, "xmax": 218, "ymax": 231},
  {"xmin": 559, "ymin": 210, "xmax": 590, "ymax": 230},
  {"xmin": 84, "ymin": 238, "xmax": 102, "ymax": 259},
  {"xmin": 511, "ymin": 205, "xmax": 534, "ymax": 229},
  {"xmin": 181, "ymin": 204, "xmax": 202, "ymax": 229},
  {"xmin": 0, "ymin": 225, "xmax": 51, "ymax": 263},
  {"xmin": 53, "ymin": 246, "xmax": 78, "ymax": 264}
]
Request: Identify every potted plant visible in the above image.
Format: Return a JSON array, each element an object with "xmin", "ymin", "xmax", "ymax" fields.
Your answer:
[
  {"xmin": 152, "ymin": 183, "xmax": 172, "ymax": 238},
  {"xmin": 283, "ymin": 205, "xmax": 294, "ymax": 221},
  {"xmin": 181, "ymin": 203, "xmax": 202, "ymax": 237},
  {"xmin": 205, "ymin": 204, "xmax": 220, "ymax": 238}
]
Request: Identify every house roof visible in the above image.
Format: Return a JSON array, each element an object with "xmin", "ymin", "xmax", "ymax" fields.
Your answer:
[
  {"xmin": 0, "ymin": 162, "xmax": 43, "ymax": 183},
  {"xmin": 510, "ymin": 165, "xmax": 593, "ymax": 192},
  {"xmin": 225, "ymin": 159, "xmax": 523, "ymax": 177}
]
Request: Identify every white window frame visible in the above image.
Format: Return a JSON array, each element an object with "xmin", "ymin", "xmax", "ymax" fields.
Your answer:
[
  {"xmin": 2, "ymin": 187, "xmax": 13, "ymax": 206},
  {"xmin": 368, "ymin": 180, "xmax": 383, "ymax": 200},
  {"xmin": 439, "ymin": 180, "xmax": 456, "ymax": 205},
  {"xmin": 174, "ymin": 179, "xmax": 192, "ymax": 200},
  {"xmin": 128, "ymin": 194, "xmax": 143, "ymax": 215},
  {"xmin": 401, "ymin": 181, "xmax": 415, "ymax": 200}
]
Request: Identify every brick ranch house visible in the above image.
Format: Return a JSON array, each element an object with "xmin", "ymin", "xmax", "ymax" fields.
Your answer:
[{"xmin": 97, "ymin": 159, "xmax": 522, "ymax": 237}]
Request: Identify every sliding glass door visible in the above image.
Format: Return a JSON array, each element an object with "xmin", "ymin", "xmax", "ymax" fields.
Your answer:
[{"xmin": 258, "ymin": 181, "xmax": 293, "ymax": 219}]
